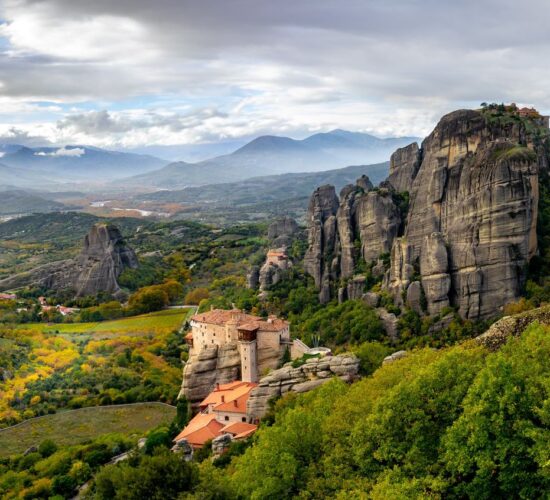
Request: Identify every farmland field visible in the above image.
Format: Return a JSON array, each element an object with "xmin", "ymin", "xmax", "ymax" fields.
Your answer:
[
  {"xmin": 19, "ymin": 308, "xmax": 193, "ymax": 337},
  {"xmin": 0, "ymin": 403, "xmax": 176, "ymax": 457}
]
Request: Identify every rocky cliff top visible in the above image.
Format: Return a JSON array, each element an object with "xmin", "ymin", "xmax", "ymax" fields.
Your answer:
[
  {"xmin": 0, "ymin": 223, "xmax": 137, "ymax": 298},
  {"xmin": 303, "ymin": 105, "xmax": 549, "ymax": 329}
]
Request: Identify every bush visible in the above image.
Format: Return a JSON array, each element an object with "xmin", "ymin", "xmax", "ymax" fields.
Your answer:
[
  {"xmin": 38, "ymin": 439, "xmax": 58, "ymax": 458},
  {"xmin": 184, "ymin": 287, "xmax": 209, "ymax": 305}
]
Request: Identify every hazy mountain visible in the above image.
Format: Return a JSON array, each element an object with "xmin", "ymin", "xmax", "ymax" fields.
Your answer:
[
  {"xmin": 123, "ymin": 130, "xmax": 418, "ymax": 189},
  {"xmin": 121, "ymin": 140, "xmax": 249, "ymax": 162},
  {"xmin": 137, "ymin": 162, "xmax": 389, "ymax": 206},
  {"xmin": 0, "ymin": 190, "xmax": 67, "ymax": 215},
  {"xmin": 0, "ymin": 162, "xmax": 62, "ymax": 190},
  {"xmin": 0, "ymin": 145, "xmax": 168, "ymax": 182}
]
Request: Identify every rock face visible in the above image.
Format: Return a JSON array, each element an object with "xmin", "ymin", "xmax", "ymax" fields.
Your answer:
[
  {"xmin": 267, "ymin": 217, "xmax": 300, "ymax": 247},
  {"xmin": 356, "ymin": 190, "xmax": 401, "ymax": 263},
  {"xmin": 246, "ymin": 353, "xmax": 359, "ymax": 419},
  {"xmin": 401, "ymin": 110, "xmax": 540, "ymax": 319},
  {"xmin": 179, "ymin": 344, "xmax": 241, "ymax": 407},
  {"xmin": 304, "ymin": 177, "xmax": 400, "ymax": 303},
  {"xmin": 387, "ymin": 142, "xmax": 421, "ymax": 192},
  {"xmin": 303, "ymin": 185, "xmax": 340, "ymax": 303},
  {"xmin": 304, "ymin": 108, "xmax": 546, "ymax": 321},
  {"xmin": 0, "ymin": 223, "xmax": 137, "ymax": 298}
]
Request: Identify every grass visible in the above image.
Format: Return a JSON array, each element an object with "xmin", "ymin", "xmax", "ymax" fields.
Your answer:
[
  {"xmin": 19, "ymin": 308, "xmax": 191, "ymax": 336},
  {"xmin": 0, "ymin": 403, "xmax": 176, "ymax": 457}
]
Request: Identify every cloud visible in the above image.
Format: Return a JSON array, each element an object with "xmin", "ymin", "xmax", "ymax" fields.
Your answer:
[
  {"xmin": 0, "ymin": 0, "xmax": 550, "ymax": 146},
  {"xmin": 35, "ymin": 146, "xmax": 85, "ymax": 157}
]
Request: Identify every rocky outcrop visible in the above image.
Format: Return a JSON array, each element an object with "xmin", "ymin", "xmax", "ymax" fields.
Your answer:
[
  {"xmin": 304, "ymin": 107, "xmax": 547, "ymax": 322},
  {"xmin": 387, "ymin": 142, "xmax": 421, "ymax": 192},
  {"xmin": 246, "ymin": 266, "xmax": 260, "ymax": 289},
  {"xmin": 419, "ymin": 232, "xmax": 450, "ymax": 315},
  {"xmin": 267, "ymin": 217, "xmax": 300, "ymax": 247},
  {"xmin": 356, "ymin": 189, "xmax": 401, "ymax": 263},
  {"xmin": 179, "ymin": 344, "xmax": 241, "ymax": 407},
  {"xmin": 475, "ymin": 305, "xmax": 550, "ymax": 351},
  {"xmin": 402, "ymin": 110, "xmax": 541, "ymax": 319},
  {"xmin": 303, "ymin": 185, "xmax": 340, "ymax": 303},
  {"xmin": 304, "ymin": 177, "xmax": 401, "ymax": 303},
  {"xmin": 246, "ymin": 353, "xmax": 359, "ymax": 419},
  {"xmin": 0, "ymin": 223, "xmax": 137, "ymax": 298}
]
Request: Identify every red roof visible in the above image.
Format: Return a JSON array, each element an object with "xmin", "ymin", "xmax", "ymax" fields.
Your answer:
[
  {"xmin": 191, "ymin": 308, "xmax": 289, "ymax": 332},
  {"xmin": 199, "ymin": 381, "xmax": 256, "ymax": 410},
  {"xmin": 220, "ymin": 421, "xmax": 258, "ymax": 439},
  {"xmin": 214, "ymin": 393, "xmax": 250, "ymax": 414},
  {"xmin": 173, "ymin": 413, "xmax": 225, "ymax": 448}
]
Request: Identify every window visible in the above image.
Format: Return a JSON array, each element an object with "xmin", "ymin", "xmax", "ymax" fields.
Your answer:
[
  {"xmin": 225, "ymin": 416, "xmax": 229, "ymax": 421},
  {"xmin": 241, "ymin": 417, "xmax": 246, "ymax": 422}
]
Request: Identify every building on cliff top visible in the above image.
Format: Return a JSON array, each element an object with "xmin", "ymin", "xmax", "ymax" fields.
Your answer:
[
  {"xmin": 186, "ymin": 308, "xmax": 308, "ymax": 383},
  {"xmin": 174, "ymin": 381, "xmax": 258, "ymax": 448}
]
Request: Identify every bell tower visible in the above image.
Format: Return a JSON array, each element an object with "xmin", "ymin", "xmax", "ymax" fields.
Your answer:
[{"xmin": 237, "ymin": 325, "xmax": 259, "ymax": 383}]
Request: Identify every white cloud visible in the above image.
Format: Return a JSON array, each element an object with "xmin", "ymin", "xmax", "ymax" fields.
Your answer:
[
  {"xmin": 0, "ymin": 1, "xmax": 550, "ymax": 147},
  {"xmin": 35, "ymin": 146, "xmax": 85, "ymax": 157}
]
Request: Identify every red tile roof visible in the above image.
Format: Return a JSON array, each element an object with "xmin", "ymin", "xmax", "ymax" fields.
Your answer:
[
  {"xmin": 199, "ymin": 381, "xmax": 257, "ymax": 410},
  {"xmin": 173, "ymin": 413, "xmax": 225, "ymax": 448},
  {"xmin": 220, "ymin": 421, "xmax": 258, "ymax": 439},
  {"xmin": 191, "ymin": 308, "xmax": 288, "ymax": 332}
]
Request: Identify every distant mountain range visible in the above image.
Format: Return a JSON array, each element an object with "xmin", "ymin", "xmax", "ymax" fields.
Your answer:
[
  {"xmin": 0, "ymin": 145, "xmax": 168, "ymax": 186},
  {"xmin": 123, "ymin": 130, "xmax": 418, "ymax": 189},
  {"xmin": 0, "ymin": 190, "xmax": 67, "ymax": 215},
  {"xmin": 137, "ymin": 162, "xmax": 390, "ymax": 206}
]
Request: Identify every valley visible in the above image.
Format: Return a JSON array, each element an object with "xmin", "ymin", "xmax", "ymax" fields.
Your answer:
[{"xmin": 0, "ymin": 104, "xmax": 549, "ymax": 499}]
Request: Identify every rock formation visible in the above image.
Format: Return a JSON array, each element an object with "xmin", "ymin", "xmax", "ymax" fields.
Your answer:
[
  {"xmin": 475, "ymin": 305, "xmax": 550, "ymax": 351},
  {"xmin": 246, "ymin": 353, "xmax": 360, "ymax": 419},
  {"xmin": 267, "ymin": 216, "xmax": 300, "ymax": 247},
  {"xmin": 179, "ymin": 344, "xmax": 242, "ymax": 407},
  {"xmin": 304, "ymin": 107, "xmax": 547, "ymax": 321},
  {"xmin": 0, "ymin": 223, "xmax": 138, "ymax": 298},
  {"xmin": 387, "ymin": 142, "xmax": 421, "ymax": 192},
  {"xmin": 303, "ymin": 185, "xmax": 340, "ymax": 303}
]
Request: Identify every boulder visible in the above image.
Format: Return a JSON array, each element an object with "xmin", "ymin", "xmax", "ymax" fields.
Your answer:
[{"xmin": 383, "ymin": 350, "xmax": 407, "ymax": 365}]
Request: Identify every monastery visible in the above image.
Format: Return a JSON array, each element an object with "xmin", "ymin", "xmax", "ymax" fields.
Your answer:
[{"xmin": 185, "ymin": 308, "xmax": 308, "ymax": 383}]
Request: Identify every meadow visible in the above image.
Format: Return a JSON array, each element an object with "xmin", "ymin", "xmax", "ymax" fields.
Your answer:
[{"xmin": 0, "ymin": 403, "xmax": 176, "ymax": 457}]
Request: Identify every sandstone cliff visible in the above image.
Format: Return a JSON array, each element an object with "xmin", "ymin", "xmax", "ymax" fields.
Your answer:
[
  {"xmin": 246, "ymin": 353, "xmax": 360, "ymax": 419},
  {"xmin": 304, "ymin": 108, "xmax": 547, "ymax": 321},
  {"xmin": 0, "ymin": 223, "xmax": 138, "ymax": 298}
]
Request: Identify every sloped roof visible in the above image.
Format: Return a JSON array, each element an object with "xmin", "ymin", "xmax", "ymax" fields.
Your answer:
[
  {"xmin": 213, "ymin": 392, "xmax": 251, "ymax": 414},
  {"xmin": 220, "ymin": 421, "xmax": 258, "ymax": 438},
  {"xmin": 199, "ymin": 381, "xmax": 257, "ymax": 409},
  {"xmin": 173, "ymin": 413, "xmax": 224, "ymax": 448},
  {"xmin": 191, "ymin": 308, "xmax": 289, "ymax": 332}
]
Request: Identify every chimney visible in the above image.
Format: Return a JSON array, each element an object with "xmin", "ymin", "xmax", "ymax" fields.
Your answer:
[
  {"xmin": 221, "ymin": 395, "xmax": 225, "ymax": 403},
  {"xmin": 233, "ymin": 399, "xmax": 238, "ymax": 408},
  {"xmin": 211, "ymin": 305, "xmax": 214, "ymax": 311},
  {"xmin": 216, "ymin": 383, "xmax": 220, "ymax": 390}
]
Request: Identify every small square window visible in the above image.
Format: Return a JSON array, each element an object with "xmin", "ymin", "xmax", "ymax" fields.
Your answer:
[
  {"xmin": 225, "ymin": 416, "xmax": 229, "ymax": 421},
  {"xmin": 241, "ymin": 417, "xmax": 246, "ymax": 422}
]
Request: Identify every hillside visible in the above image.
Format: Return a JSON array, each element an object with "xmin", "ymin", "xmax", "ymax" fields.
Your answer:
[
  {"xmin": 0, "ymin": 190, "xmax": 67, "ymax": 215},
  {"xmin": 137, "ymin": 162, "xmax": 389, "ymax": 205},
  {"xmin": 123, "ymin": 130, "xmax": 417, "ymax": 189}
]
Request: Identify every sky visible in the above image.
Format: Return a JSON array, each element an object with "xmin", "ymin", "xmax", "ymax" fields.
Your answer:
[{"xmin": 1, "ymin": 0, "xmax": 550, "ymax": 150}]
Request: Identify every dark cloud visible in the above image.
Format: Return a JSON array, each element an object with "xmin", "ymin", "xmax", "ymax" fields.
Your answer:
[{"xmin": 1, "ymin": 0, "xmax": 550, "ymax": 145}]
